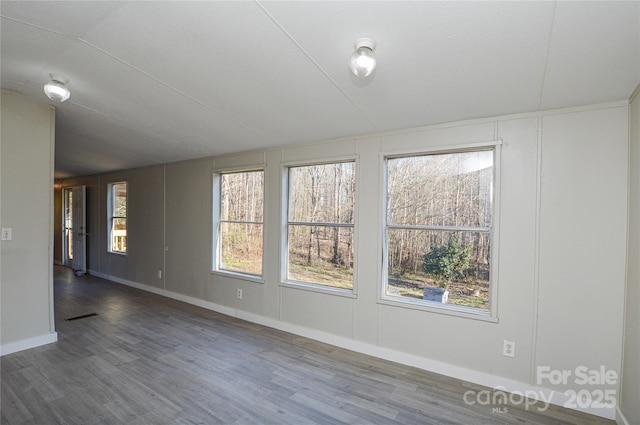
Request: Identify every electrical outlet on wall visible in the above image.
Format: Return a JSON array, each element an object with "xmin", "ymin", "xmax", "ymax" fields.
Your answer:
[
  {"xmin": 503, "ymin": 340, "xmax": 516, "ymax": 358},
  {"xmin": 157, "ymin": 270, "xmax": 162, "ymax": 279},
  {"xmin": 236, "ymin": 288, "xmax": 243, "ymax": 299}
]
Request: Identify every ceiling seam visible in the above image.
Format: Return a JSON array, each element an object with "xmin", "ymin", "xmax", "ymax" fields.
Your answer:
[
  {"xmin": 76, "ymin": 39, "xmax": 278, "ymax": 144},
  {"xmin": 537, "ymin": 1, "xmax": 558, "ymax": 111},
  {"xmin": 66, "ymin": 101, "xmax": 209, "ymax": 155},
  {"xmin": 58, "ymin": 127, "xmax": 200, "ymax": 168},
  {"xmin": 7, "ymin": 72, "xmax": 200, "ymax": 168},
  {"xmin": 0, "ymin": 15, "xmax": 75, "ymax": 84},
  {"xmin": 255, "ymin": 0, "xmax": 380, "ymax": 132},
  {"xmin": 0, "ymin": 15, "xmax": 277, "ymax": 145}
]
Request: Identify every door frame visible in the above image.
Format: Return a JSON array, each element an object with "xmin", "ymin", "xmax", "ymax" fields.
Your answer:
[
  {"xmin": 62, "ymin": 187, "xmax": 73, "ymax": 267},
  {"xmin": 62, "ymin": 185, "xmax": 87, "ymax": 275}
]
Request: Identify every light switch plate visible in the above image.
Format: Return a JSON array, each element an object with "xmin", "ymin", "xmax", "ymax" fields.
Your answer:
[{"xmin": 1, "ymin": 228, "xmax": 12, "ymax": 241}]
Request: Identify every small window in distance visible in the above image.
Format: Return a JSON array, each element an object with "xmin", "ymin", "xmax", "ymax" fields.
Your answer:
[
  {"xmin": 218, "ymin": 170, "xmax": 264, "ymax": 277},
  {"xmin": 384, "ymin": 149, "xmax": 494, "ymax": 312},
  {"xmin": 108, "ymin": 182, "xmax": 127, "ymax": 253},
  {"xmin": 287, "ymin": 161, "xmax": 355, "ymax": 291}
]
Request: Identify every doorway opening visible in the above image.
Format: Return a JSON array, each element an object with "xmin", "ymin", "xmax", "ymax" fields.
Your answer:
[
  {"xmin": 63, "ymin": 187, "xmax": 73, "ymax": 266},
  {"xmin": 62, "ymin": 185, "xmax": 87, "ymax": 275}
]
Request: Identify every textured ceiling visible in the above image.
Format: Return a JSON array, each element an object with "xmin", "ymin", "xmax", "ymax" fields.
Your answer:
[{"xmin": 1, "ymin": 1, "xmax": 639, "ymax": 178}]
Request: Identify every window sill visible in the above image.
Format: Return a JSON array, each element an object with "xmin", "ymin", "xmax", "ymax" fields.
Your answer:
[
  {"xmin": 377, "ymin": 296, "xmax": 498, "ymax": 323},
  {"xmin": 108, "ymin": 251, "xmax": 127, "ymax": 256},
  {"xmin": 211, "ymin": 270, "xmax": 265, "ymax": 284},
  {"xmin": 280, "ymin": 280, "xmax": 356, "ymax": 299}
]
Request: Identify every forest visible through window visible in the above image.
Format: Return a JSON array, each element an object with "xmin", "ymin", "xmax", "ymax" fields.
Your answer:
[
  {"xmin": 288, "ymin": 162, "xmax": 355, "ymax": 290},
  {"xmin": 216, "ymin": 152, "xmax": 493, "ymax": 308},
  {"xmin": 219, "ymin": 170, "xmax": 264, "ymax": 276},
  {"xmin": 386, "ymin": 150, "xmax": 493, "ymax": 310}
]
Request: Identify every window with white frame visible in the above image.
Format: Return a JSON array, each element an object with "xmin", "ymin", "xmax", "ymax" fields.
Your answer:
[
  {"xmin": 384, "ymin": 149, "xmax": 495, "ymax": 312},
  {"xmin": 286, "ymin": 161, "xmax": 356, "ymax": 291},
  {"xmin": 216, "ymin": 170, "xmax": 264, "ymax": 277},
  {"xmin": 108, "ymin": 181, "xmax": 127, "ymax": 254}
]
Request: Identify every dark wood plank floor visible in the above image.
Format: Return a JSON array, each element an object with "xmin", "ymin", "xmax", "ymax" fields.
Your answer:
[{"xmin": 1, "ymin": 267, "xmax": 615, "ymax": 425}]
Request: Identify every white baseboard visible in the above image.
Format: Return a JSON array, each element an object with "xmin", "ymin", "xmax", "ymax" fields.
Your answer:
[
  {"xmin": 89, "ymin": 270, "xmax": 615, "ymax": 420},
  {"xmin": 616, "ymin": 407, "xmax": 631, "ymax": 425},
  {"xmin": 0, "ymin": 332, "xmax": 58, "ymax": 356}
]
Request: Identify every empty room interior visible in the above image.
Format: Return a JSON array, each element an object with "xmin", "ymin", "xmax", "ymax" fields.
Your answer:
[{"xmin": 1, "ymin": 1, "xmax": 640, "ymax": 424}]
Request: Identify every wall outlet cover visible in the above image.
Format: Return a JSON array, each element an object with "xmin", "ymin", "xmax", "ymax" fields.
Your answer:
[
  {"xmin": 2, "ymin": 228, "xmax": 12, "ymax": 241},
  {"xmin": 503, "ymin": 340, "xmax": 516, "ymax": 358}
]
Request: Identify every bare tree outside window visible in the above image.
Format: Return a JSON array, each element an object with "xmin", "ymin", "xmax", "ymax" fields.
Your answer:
[
  {"xmin": 287, "ymin": 162, "xmax": 356, "ymax": 290},
  {"xmin": 219, "ymin": 170, "xmax": 264, "ymax": 276},
  {"xmin": 386, "ymin": 150, "xmax": 493, "ymax": 310}
]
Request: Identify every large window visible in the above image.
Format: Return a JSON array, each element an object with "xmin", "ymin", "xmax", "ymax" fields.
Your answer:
[
  {"xmin": 384, "ymin": 149, "xmax": 495, "ymax": 312},
  {"xmin": 286, "ymin": 161, "xmax": 356, "ymax": 291},
  {"xmin": 216, "ymin": 170, "xmax": 264, "ymax": 277},
  {"xmin": 108, "ymin": 181, "xmax": 127, "ymax": 253}
]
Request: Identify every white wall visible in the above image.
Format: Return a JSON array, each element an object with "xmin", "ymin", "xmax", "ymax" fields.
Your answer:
[
  {"xmin": 1, "ymin": 91, "xmax": 57, "ymax": 355},
  {"xmin": 537, "ymin": 108, "xmax": 628, "ymax": 394},
  {"xmin": 57, "ymin": 102, "xmax": 630, "ymax": 419},
  {"xmin": 57, "ymin": 167, "xmax": 166, "ymax": 286},
  {"xmin": 620, "ymin": 90, "xmax": 640, "ymax": 425},
  {"xmin": 165, "ymin": 159, "xmax": 212, "ymax": 298}
]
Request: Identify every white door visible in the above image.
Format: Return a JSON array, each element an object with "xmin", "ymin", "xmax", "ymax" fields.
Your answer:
[
  {"xmin": 63, "ymin": 188, "xmax": 73, "ymax": 266},
  {"xmin": 70, "ymin": 185, "xmax": 87, "ymax": 275}
]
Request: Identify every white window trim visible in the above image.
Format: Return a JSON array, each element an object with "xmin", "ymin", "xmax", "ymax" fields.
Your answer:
[
  {"xmin": 211, "ymin": 168, "xmax": 266, "ymax": 282},
  {"xmin": 107, "ymin": 181, "xmax": 127, "ymax": 255},
  {"xmin": 280, "ymin": 157, "xmax": 359, "ymax": 297},
  {"xmin": 379, "ymin": 141, "xmax": 502, "ymax": 320}
]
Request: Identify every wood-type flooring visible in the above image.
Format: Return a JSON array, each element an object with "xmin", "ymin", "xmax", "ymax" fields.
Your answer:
[{"xmin": 1, "ymin": 267, "xmax": 616, "ymax": 425}]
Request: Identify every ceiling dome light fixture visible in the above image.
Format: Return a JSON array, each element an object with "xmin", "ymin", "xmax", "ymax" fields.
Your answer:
[
  {"xmin": 44, "ymin": 73, "xmax": 70, "ymax": 102},
  {"xmin": 349, "ymin": 37, "xmax": 377, "ymax": 78}
]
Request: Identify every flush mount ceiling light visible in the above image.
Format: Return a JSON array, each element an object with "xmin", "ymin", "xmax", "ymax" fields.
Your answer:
[
  {"xmin": 349, "ymin": 37, "xmax": 377, "ymax": 78},
  {"xmin": 44, "ymin": 73, "xmax": 70, "ymax": 102}
]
